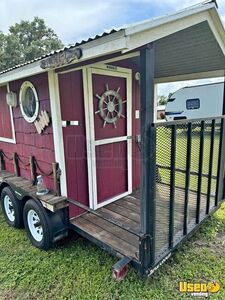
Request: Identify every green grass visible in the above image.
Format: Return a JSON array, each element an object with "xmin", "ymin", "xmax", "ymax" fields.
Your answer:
[{"xmin": 0, "ymin": 203, "xmax": 225, "ymax": 300}]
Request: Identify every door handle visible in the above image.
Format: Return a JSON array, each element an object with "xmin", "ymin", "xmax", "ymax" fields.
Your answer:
[{"xmin": 62, "ymin": 121, "xmax": 79, "ymax": 127}]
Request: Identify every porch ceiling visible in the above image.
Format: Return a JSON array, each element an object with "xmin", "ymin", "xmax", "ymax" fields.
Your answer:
[{"xmin": 154, "ymin": 21, "xmax": 225, "ymax": 79}]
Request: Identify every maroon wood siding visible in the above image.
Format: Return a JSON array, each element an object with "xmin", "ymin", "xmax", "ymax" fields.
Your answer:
[
  {"xmin": 0, "ymin": 73, "xmax": 55, "ymax": 190},
  {"xmin": 0, "ymin": 85, "xmax": 13, "ymax": 139},
  {"xmin": 58, "ymin": 70, "xmax": 89, "ymax": 218}
]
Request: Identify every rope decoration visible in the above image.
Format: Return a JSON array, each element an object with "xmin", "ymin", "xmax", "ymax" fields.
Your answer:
[
  {"xmin": 17, "ymin": 155, "xmax": 30, "ymax": 167},
  {"xmin": 0, "ymin": 149, "xmax": 61, "ymax": 196},
  {"xmin": 34, "ymin": 160, "xmax": 53, "ymax": 177},
  {"xmin": 1, "ymin": 150, "xmax": 14, "ymax": 161},
  {"xmin": 0, "ymin": 149, "xmax": 55, "ymax": 177}
]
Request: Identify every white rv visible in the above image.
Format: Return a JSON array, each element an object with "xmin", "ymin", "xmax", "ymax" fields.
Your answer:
[{"xmin": 165, "ymin": 82, "xmax": 224, "ymax": 121}]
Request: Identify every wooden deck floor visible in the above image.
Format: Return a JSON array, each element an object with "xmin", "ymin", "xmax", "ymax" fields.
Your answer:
[{"xmin": 71, "ymin": 183, "xmax": 215, "ymax": 260}]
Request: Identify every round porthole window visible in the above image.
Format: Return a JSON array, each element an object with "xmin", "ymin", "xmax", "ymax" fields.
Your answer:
[{"xmin": 19, "ymin": 81, "xmax": 39, "ymax": 123}]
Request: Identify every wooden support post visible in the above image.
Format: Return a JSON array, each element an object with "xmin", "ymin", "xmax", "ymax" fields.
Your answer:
[
  {"xmin": 139, "ymin": 44, "xmax": 156, "ymax": 272},
  {"xmin": 0, "ymin": 150, "xmax": 5, "ymax": 171},
  {"xmin": 30, "ymin": 156, "xmax": 37, "ymax": 185},
  {"xmin": 52, "ymin": 162, "xmax": 61, "ymax": 196},
  {"xmin": 13, "ymin": 152, "xmax": 20, "ymax": 177}
]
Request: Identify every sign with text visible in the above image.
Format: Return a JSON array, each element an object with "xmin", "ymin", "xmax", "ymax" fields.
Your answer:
[{"xmin": 40, "ymin": 48, "xmax": 82, "ymax": 69}]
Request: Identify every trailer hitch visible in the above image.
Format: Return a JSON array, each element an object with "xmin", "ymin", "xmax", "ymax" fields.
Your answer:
[{"xmin": 112, "ymin": 256, "xmax": 132, "ymax": 281}]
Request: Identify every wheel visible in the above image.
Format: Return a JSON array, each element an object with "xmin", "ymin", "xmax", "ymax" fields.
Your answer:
[
  {"xmin": 1, "ymin": 186, "xmax": 23, "ymax": 228},
  {"xmin": 23, "ymin": 199, "xmax": 53, "ymax": 250}
]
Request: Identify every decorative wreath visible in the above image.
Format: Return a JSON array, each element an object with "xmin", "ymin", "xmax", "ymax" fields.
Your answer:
[{"xmin": 95, "ymin": 84, "xmax": 126, "ymax": 128}]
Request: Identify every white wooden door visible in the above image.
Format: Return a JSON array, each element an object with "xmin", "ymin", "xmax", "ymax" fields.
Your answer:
[{"xmin": 83, "ymin": 65, "xmax": 132, "ymax": 209}]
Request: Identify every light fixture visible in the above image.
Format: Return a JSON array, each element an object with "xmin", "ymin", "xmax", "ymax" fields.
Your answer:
[{"xmin": 6, "ymin": 91, "xmax": 17, "ymax": 107}]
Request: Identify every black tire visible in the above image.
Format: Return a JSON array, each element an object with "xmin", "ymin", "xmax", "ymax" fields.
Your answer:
[
  {"xmin": 23, "ymin": 199, "xmax": 53, "ymax": 250},
  {"xmin": 1, "ymin": 186, "xmax": 24, "ymax": 228}
]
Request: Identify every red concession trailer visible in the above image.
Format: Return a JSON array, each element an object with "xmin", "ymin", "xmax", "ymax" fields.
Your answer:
[{"xmin": 1, "ymin": 1, "xmax": 225, "ymax": 278}]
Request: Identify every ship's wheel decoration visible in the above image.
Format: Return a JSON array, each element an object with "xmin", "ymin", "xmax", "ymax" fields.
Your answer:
[{"xmin": 95, "ymin": 84, "xmax": 126, "ymax": 128}]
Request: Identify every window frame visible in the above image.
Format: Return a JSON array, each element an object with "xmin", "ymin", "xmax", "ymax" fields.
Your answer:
[
  {"xmin": 0, "ymin": 83, "xmax": 16, "ymax": 144},
  {"xmin": 19, "ymin": 81, "xmax": 39, "ymax": 123},
  {"xmin": 186, "ymin": 98, "xmax": 200, "ymax": 110}
]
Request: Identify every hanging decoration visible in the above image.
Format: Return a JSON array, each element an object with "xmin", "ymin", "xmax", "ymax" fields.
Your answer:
[
  {"xmin": 34, "ymin": 110, "xmax": 50, "ymax": 134},
  {"xmin": 95, "ymin": 84, "xmax": 126, "ymax": 128}
]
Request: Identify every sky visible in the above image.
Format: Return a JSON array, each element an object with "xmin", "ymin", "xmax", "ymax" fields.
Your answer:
[{"xmin": 0, "ymin": 0, "xmax": 225, "ymax": 97}]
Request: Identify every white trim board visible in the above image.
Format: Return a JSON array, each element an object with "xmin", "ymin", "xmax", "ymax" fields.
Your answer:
[
  {"xmin": 48, "ymin": 70, "xmax": 67, "ymax": 197},
  {"xmin": 57, "ymin": 52, "xmax": 139, "ymax": 75},
  {"xmin": 83, "ymin": 66, "xmax": 132, "ymax": 210},
  {"xmin": 83, "ymin": 67, "xmax": 95, "ymax": 209},
  {"xmin": 0, "ymin": 83, "xmax": 16, "ymax": 144},
  {"xmin": 94, "ymin": 136, "xmax": 128, "ymax": 146},
  {"xmin": 95, "ymin": 191, "xmax": 131, "ymax": 209}
]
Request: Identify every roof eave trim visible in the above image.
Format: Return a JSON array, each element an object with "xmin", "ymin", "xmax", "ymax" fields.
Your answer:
[
  {"xmin": 125, "ymin": 1, "xmax": 216, "ymax": 36},
  {"xmin": 207, "ymin": 8, "xmax": 225, "ymax": 55},
  {"xmin": 0, "ymin": 30, "xmax": 127, "ymax": 84}
]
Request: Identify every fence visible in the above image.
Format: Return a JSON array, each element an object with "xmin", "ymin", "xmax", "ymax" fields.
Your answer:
[{"xmin": 147, "ymin": 116, "xmax": 225, "ymax": 269}]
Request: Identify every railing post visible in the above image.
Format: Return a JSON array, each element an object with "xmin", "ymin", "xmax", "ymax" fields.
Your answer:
[
  {"xmin": 206, "ymin": 119, "xmax": 215, "ymax": 214},
  {"xmin": 139, "ymin": 44, "xmax": 156, "ymax": 273},
  {"xmin": 169, "ymin": 125, "xmax": 176, "ymax": 248},
  {"xmin": 13, "ymin": 152, "xmax": 20, "ymax": 177},
  {"xmin": 196, "ymin": 121, "xmax": 205, "ymax": 224},
  {"xmin": 219, "ymin": 78, "xmax": 225, "ymax": 201},
  {"xmin": 183, "ymin": 123, "xmax": 192, "ymax": 235},
  {"xmin": 0, "ymin": 150, "xmax": 5, "ymax": 171},
  {"xmin": 215, "ymin": 118, "xmax": 225, "ymax": 205},
  {"xmin": 30, "ymin": 156, "xmax": 37, "ymax": 185},
  {"xmin": 52, "ymin": 162, "xmax": 61, "ymax": 196}
]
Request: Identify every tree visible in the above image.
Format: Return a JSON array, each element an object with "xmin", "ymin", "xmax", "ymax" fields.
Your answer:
[
  {"xmin": 158, "ymin": 95, "xmax": 168, "ymax": 105},
  {"xmin": 0, "ymin": 17, "xmax": 64, "ymax": 72}
]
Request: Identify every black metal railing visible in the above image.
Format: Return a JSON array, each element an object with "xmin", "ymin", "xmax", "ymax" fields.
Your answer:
[{"xmin": 146, "ymin": 116, "xmax": 225, "ymax": 269}]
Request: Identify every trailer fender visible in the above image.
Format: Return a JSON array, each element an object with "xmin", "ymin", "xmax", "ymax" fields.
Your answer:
[
  {"xmin": 23, "ymin": 198, "xmax": 69, "ymax": 250},
  {"xmin": 0, "ymin": 181, "xmax": 24, "ymax": 201}
]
